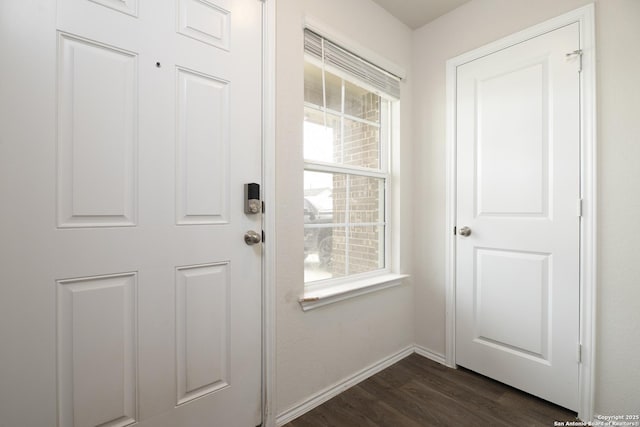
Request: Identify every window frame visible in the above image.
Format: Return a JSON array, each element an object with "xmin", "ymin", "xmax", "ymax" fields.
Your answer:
[{"xmin": 302, "ymin": 53, "xmax": 401, "ymax": 300}]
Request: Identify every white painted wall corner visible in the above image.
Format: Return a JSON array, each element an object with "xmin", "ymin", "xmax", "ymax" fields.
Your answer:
[{"xmin": 275, "ymin": 344, "xmax": 447, "ymax": 426}]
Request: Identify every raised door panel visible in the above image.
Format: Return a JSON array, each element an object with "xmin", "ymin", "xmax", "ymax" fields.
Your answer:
[
  {"xmin": 57, "ymin": 273, "xmax": 137, "ymax": 427},
  {"xmin": 57, "ymin": 33, "xmax": 137, "ymax": 228},
  {"xmin": 89, "ymin": 0, "xmax": 138, "ymax": 17},
  {"xmin": 177, "ymin": 0, "xmax": 230, "ymax": 50},
  {"xmin": 476, "ymin": 60, "xmax": 549, "ymax": 218},
  {"xmin": 474, "ymin": 249, "xmax": 550, "ymax": 361},
  {"xmin": 176, "ymin": 68, "xmax": 229, "ymax": 225},
  {"xmin": 176, "ymin": 263, "xmax": 230, "ymax": 405}
]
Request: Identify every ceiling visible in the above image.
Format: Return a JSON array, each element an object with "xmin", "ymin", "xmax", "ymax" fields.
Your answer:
[{"xmin": 370, "ymin": 0, "xmax": 472, "ymax": 29}]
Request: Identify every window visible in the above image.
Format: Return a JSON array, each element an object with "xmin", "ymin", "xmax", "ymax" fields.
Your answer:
[{"xmin": 303, "ymin": 29, "xmax": 400, "ymax": 291}]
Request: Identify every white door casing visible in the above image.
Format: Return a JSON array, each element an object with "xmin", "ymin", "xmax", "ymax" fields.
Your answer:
[
  {"xmin": 0, "ymin": 0, "xmax": 263, "ymax": 426},
  {"xmin": 452, "ymin": 20, "xmax": 589, "ymax": 412}
]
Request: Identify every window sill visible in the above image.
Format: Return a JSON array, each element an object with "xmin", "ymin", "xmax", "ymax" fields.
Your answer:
[{"xmin": 299, "ymin": 273, "xmax": 409, "ymax": 311}]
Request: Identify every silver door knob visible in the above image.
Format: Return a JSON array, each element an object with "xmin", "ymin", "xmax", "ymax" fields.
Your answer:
[
  {"xmin": 459, "ymin": 226, "xmax": 471, "ymax": 237},
  {"xmin": 244, "ymin": 230, "xmax": 262, "ymax": 245}
]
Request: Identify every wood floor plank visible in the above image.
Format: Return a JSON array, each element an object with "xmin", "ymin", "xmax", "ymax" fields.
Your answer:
[
  {"xmin": 498, "ymin": 387, "xmax": 579, "ymax": 423},
  {"xmin": 283, "ymin": 353, "xmax": 577, "ymax": 427},
  {"xmin": 400, "ymin": 377, "xmax": 509, "ymax": 426},
  {"xmin": 300, "ymin": 392, "xmax": 380, "ymax": 427},
  {"xmin": 401, "ymin": 355, "xmax": 574, "ymax": 425},
  {"xmin": 347, "ymin": 385, "xmax": 425, "ymax": 427},
  {"xmin": 401, "ymin": 354, "xmax": 506, "ymax": 399},
  {"xmin": 367, "ymin": 360, "xmax": 417, "ymax": 389},
  {"xmin": 363, "ymin": 363, "xmax": 502, "ymax": 425},
  {"xmin": 359, "ymin": 375, "xmax": 444, "ymax": 425}
]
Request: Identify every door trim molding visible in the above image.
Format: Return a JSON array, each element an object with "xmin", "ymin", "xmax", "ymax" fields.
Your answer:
[
  {"xmin": 444, "ymin": 4, "xmax": 596, "ymax": 420},
  {"xmin": 262, "ymin": 0, "xmax": 277, "ymax": 426}
]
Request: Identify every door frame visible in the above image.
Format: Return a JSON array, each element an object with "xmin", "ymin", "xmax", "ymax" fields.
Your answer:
[
  {"xmin": 444, "ymin": 4, "xmax": 596, "ymax": 420},
  {"xmin": 262, "ymin": 0, "xmax": 277, "ymax": 426}
]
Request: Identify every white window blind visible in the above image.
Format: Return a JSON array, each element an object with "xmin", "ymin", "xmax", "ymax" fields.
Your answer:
[{"xmin": 304, "ymin": 29, "xmax": 401, "ymax": 100}]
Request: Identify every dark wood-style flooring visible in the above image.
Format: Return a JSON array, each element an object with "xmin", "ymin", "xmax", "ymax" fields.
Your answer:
[{"xmin": 284, "ymin": 353, "xmax": 576, "ymax": 427}]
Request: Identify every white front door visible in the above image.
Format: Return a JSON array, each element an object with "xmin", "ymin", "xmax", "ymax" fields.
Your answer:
[
  {"xmin": 455, "ymin": 23, "xmax": 581, "ymax": 410},
  {"xmin": 0, "ymin": 0, "xmax": 263, "ymax": 426}
]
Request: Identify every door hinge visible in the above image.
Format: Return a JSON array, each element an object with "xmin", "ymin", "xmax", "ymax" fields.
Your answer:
[
  {"xmin": 577, "ymin": 344, "xmax": 583, "ymax": 364},
  {"xmin": 577, "ymin": 198, "xmax": 583, "ymax": 217},
  {"xmin": 566, "ymin": 49, "xmax": 583, "ymax": 72}
]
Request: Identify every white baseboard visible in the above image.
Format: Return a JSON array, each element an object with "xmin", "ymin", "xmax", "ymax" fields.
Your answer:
[
  {"xmin": 275, "ymin": 344, "xmax": 452, "ymax": 426},
  {"xmin": 414, "ymin": 344, "xmax": 447, "ymax": 366},
  {"xmin": 275, "ymin": 345, "xmax": 414, "ymax": 426}
]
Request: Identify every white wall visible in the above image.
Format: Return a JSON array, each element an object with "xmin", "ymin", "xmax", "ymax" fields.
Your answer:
[
  {"xmin": 594, "ymin": 0, "xmax": 640, "ymax": 414},
  {"xmin": 275, "ymin": 0, "xmax": 415, "ymax": 416},
  {"xmin": 411, "ymin": 0, "xmax": 640, "ymax": 415}
]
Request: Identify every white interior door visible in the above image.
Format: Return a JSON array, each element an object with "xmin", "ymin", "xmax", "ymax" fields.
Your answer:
[
  {"xmin": 455, "ymin": 23, "xmax": 581, "ymax": 411},
  {"xmin": 0, "ymin": 0, "xmax": 263, "ymax": 426}
]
